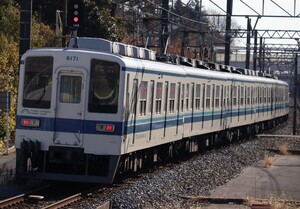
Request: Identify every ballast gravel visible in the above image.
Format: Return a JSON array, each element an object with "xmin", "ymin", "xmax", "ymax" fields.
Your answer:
[{"xmin": 87, "ymin": 121, "xmax": 300, "ymax": 209}]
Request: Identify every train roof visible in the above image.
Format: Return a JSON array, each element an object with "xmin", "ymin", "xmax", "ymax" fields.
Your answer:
[
  {"xmin": 68, "ymin": 37, "xmax": 282, "ymax": 80},
  {"xmin": 21, "ymin": 38, "xmax": 288, "ymax": 87}
]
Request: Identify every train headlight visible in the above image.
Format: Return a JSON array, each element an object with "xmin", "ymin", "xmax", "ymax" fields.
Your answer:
[
  {"xmin": 21, "ymin": 118, "xmax": 40, "ymax": 127},
  {"xmin": 96, "ymin": 124, "xmax": 115, "ymax": 132}
]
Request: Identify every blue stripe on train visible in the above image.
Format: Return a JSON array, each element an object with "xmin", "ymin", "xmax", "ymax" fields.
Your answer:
[{"xmin": 16, "ymin": 104, "xmax": 288, "ymax": 136}]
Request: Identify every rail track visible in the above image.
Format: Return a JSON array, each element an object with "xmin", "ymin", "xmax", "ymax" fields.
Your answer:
[{"xmin": 0, "ymin": 184, "xmax": 111, "ymax": 209}]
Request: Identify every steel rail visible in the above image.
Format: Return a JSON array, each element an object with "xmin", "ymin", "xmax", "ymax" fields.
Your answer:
[
  {"xmin": 0, "ymin": 194, "xmax": 25, "ymax": 208},
  {"xmin": 41, "ymin": 193, "xmax": 82, "ymax": 209}
]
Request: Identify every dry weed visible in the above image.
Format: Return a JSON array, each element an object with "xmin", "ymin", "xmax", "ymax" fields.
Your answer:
[
  {"xmin": 264, "ymin": 155, "xmax": 275, "ymax": 168},
  {"xmin": 278, "ymin": 144, "xmax": 289, "ymax": 155}
]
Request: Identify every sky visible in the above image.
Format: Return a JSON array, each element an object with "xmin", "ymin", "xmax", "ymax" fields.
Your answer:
[{"xmin": 196, "ymin": 0, "xmax": 300, "ymax": 46}]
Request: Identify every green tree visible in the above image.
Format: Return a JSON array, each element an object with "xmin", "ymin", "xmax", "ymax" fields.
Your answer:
[
  {"xmin": 0, "ymin": 0, "xmax": 59, "ymax": 151},
  {"xmin": 0, "ymin": 0, "xmax": 20, "ymax": 149}
]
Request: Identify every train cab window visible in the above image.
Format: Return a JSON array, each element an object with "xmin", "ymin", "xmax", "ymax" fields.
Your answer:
[
  {"xmin": 59, "ymin": 76, "xmax": 82, "ymax": 103},
  {"xmin": 23, "ymin": 56, "xmax": 53, "ymax": 109},
  {"xmin": 169, "ymin": 83, "xmax": 176, "ymax": 113},
  {"xmin": 139, "ymin": 81, "xmax": 148, "ymax": 116},
  {"xmin": 155, "ymin": 82, "xmax": 163, "ymax": 114},
  {"xmin": 88, "ymin": 59, "xmax": 120, "ymax": 113},
  {"xmin": 206, "ymin": 85, "xmax": 211, "ymax": 109},
  {"xmin": 195, "ymin": 84, "xmax": 201, "ymax": 110}
]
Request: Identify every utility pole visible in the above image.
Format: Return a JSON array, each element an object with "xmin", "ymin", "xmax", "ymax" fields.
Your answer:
[
  {"xmin": 160, "ymin": 0, "xmax": 169, "ymax": 54},
  {"xmin": 293, "ymin": 52, "xmax": 298, "ymax": 135},
  {"xmin": 19, "ymin": 0, "xmax": 32, "ymax": 59},
  {"xmin": 245, "ymin": 17, "xmax": 251, "ymax": 69},
  {"xmin": 224, "ymin": 0, "xmax": 233, "ymax": 65},
  {"xmin": 253, "ymin": 30, "xmax": 258, "ymax": 71},
  {"xmin": 62, "ymin": 0, "xmax": 68, "ymax": 47}
]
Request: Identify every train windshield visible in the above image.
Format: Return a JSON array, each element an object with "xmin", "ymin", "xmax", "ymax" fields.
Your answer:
[
  {"xmin": 23, "ymin": 57, "xmax": 53, "ymax": 109},
  {"xmin": 88, "ymin": 59, "xmax": 120, "ymax": 113}
]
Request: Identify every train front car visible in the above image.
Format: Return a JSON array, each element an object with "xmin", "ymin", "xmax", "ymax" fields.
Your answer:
[{"xmin": 15, "ymin": 48, "xmax": 125, "ymax": 183}]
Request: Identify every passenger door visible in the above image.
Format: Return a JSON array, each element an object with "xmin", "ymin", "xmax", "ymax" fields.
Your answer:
[{"xmin": 53, "ymin": 67, "xmax": 86, "ymax": 147}]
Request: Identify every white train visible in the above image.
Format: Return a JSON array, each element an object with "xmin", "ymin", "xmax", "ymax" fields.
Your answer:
[{"xmin": 15, "ymin": 37, "xmax": 289, "ymax": 183}]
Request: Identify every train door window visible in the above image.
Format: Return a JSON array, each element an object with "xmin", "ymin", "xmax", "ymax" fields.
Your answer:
[
  {"xmin": 212, "ymin": 84, "xmax": 215, "ymax": 109},
  {"xmin": 268, "ymin": 88, "xmax": 271, "ymax": 103},
  {"xmin": 240, "ymin": 86, "xmax": 244, "ymax": 106},
  {"xmin": 149, "ymin": 80, "xmax": 155, "ymax": 114},
  {"xmin": 247, "ymin": 87, "xmax": 250, "ymax": 105},
  {"xmin": 237, "ymin": 86, "xmax": 240, "ymax": 106},
  {"xmin": 233, "ymin": 86, "xmax": 237, "ymax": 106},
  {"xmin": 260, "ymin": 87, "xmax": 263, "ymax": 104},
  {"xmin": 186, "ymin": 83, "xmax": 190, "ymax": 110},
  {"xmin": 132, "ymin": 79, "xmax": 138, "ymax": 145},
  {"xmin": 206, "ymin": 85, "xmax": 211, "ymax": 109},
  {"xmin": 155, "ymin": 82, "xmax": 163, "ymax": 114},
  {"xmin": 195, "ymin": 84, "xmax": 201, "ymax": 110},
  {"xmin": 202, "ymin": 84, "xmax": 206, "ymax": 110},
  {"xmin": 223, "ymin": 86, "xmax": 227, "ymax": 108},
  {"xmin": 164, "ymin": 81, "xmax": 169, "ymax": 113},
  {"xmin": 139, "ymin": 81, "xmax": 148, "ymax": 116},
  {"xmin": 177, "ymin": 82, "xmax": 181, "ymax": 113},
  {"xmin": 176, "ymin": 82, "xmax": 181, "ymax": 135},
  {"xmin": 251, "ymin": 87, "xmax": 254, "ymax": 105},
  {"xmin": 264, "ymin": 87, "xmax": 267, "ymax": 104},
  {"xmin": 202, "ymin": 84, "xmax": 206, "ymax": 129},
  {"xmin": 89, "ymin": 60, "xmax": 120, "ymax": 113},
  {"xmin": 181, "ymin": 84, "xmax": 185, "ymax": 112},
  {"xmin": 227, "ymin": 86, "xmax": 230, "ymax": 108},
  {"xmin": 169, "ymin": 83, "xmax": 176, "ymax": 113},
  {"xmin": 215, "ymin": 85, "xmax": 220, "ymax": 108},
  {"xmin": 23, "ymin": 56, "xmax": 53, "ymax": 109},
  {"xmin": 191, "ymin": 83, "xmax": 195, "ymax": 111},
  {"xmin": 59, "ymin": 76, "xmax": 82, "ymax": 103}
]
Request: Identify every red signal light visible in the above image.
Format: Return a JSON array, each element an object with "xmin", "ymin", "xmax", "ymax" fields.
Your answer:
[{"xmin": 73, "ymin": 17, "xmax": 79, "ymax": 23}]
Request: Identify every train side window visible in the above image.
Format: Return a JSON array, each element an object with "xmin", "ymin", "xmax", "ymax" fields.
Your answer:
[
  {"xmin": 186, "ymin": 83, "xmax": 190, "ymax": 110},
  {"xmin": 23, "ymin": 56, "xmax": 53, "ymax": 109},
  {"xmin": 195, "ymin": 84, "xmax": 201, "ymax": 110},
  {"xmin": 206, "ymin": 85, "xmax": 211, "ymax": 109},
  {"xmin": 89, "ymin": 59, "xmax": 120, "ymax": 113},
  {"xmin": 139, "ymin": 81, "xmax": 148, "ymax": 116},
  {"xmin": 169, "ymin": 83, "xmax": 176, "ymax": 113},
  {"xmin": 215, "ymin": 85, "xmax": 220, "ymax": 108},
  {"xmin": 155, "ymin": 82, "xmax": 163, "ymax": 114}
]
